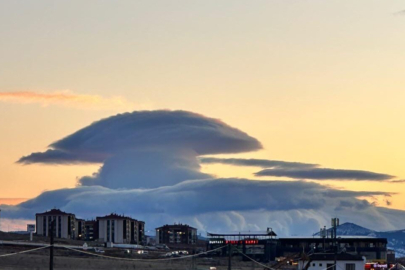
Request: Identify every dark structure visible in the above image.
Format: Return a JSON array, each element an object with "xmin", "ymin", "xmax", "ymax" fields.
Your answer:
[
  {"xmin": 156, "ymin": 224, "xmax": 197, "ymax": 245},
  {"xmin": 207, "ymin": 228, "xmax": 278, "ymax": 261},
  {"xmin": 207, "ymin": 230, "xmax": 388, "ymax": 263},
  {"xmin": 76, "ymin": 218, "xmax": 86, "ymax": 240},
  {"xmin": 84, "ymin": 220, "xmax": 99, "ymax": 241},
  {"xmin": 277, "ymin": 237, "xmax": 387, "ymax": 260}
]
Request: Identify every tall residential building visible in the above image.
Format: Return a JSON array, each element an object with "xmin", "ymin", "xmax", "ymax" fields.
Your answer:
[
  {"xmin": 35, "ymin": 209, "xmax": 77, "ymax": 239},
  {"xmin": 156, "ymin": 224, "xmax": 197, "ymax": 245},
  {"xmin": 96, "ymin": 214, "xmax": 145, "ymax": 244}
]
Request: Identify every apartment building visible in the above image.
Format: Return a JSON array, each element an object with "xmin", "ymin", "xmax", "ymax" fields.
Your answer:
[{"xmin": 96, "ymin": 213, "xmax": 145, "ymax": 244}]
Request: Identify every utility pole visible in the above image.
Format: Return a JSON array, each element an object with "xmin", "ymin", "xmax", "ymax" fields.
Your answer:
[
  {"xmin": 331, "ymin": 218, "xmax": 339, "ymax": 270},
  {"xmin": 49, "ymin": 219, "xmax": 55, "ymax": 270},
  {"xmin": 228, "ymin": 242, "xmax": 232, "ymax": 270}
]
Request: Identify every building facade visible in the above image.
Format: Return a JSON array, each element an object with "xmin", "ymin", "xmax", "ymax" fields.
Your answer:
[
  {"xmin": 207, "ymin": 233, "xmax": 387, "ymax": 263},
  {"xmin": 156, "ymin": 224, "xmax": 197, "ymax": 245},
  {"xmin": 84, "ymin": 220, "xmax": 98, "ymax": 241},
  {"xmin": 298, "ymin": 253, "xmax": 365, "ymax": 270},
  {"xmin": 76, "ymin": 219, "xmax": 86, "ymax": 240},
  {"xmin": 97, "ymin": 214, "xmax": 145, "ymax": 244},
  {"xmin": 35, "ymin": 209, "xmax": 77, "ymax": 239}
]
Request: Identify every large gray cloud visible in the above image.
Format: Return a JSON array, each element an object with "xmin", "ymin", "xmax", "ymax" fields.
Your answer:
[
  {"xmin": 78, "ymin": 149, "xmax": 212, "ymax": 188},
  {"xmin": 1, "ymin": 178, "xmax": 401, "ymax": 235},
  {"xmin": 18, "ymin": 110, "xmax": 262, "ymax": 188},
  {"xmin": 19, "ymin": 110, "xmax": 262, "ymax": 164},
  {"xmin": 200, "ymin": 157, "xmax": 318, "ymax": 169},
  {"xmin": 255, "ymin": 168, "xmax": 394, "ymax": 181},
  {"xmin": 8, "ymin": 110, "xmax": 405, "ymax": 235}
]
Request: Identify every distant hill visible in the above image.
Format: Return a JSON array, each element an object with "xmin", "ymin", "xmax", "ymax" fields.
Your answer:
[
  {"xmin": 314, "ymin": 222, "xmax": 405, "ymax": 258},
  {"xmin": 313, "ymin": 222, "xmax": 376, "ymax": 237}
]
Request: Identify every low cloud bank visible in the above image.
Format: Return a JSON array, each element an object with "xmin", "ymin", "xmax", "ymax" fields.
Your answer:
[{"xmin": 1, "ymin": 178, "xmax": 400, "ymax": 235}]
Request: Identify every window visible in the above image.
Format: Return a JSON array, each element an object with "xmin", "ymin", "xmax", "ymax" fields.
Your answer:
[
  {"xmin": 320, "ymin": 264, "xmax": 323, "ymax": 267},
  {"xmin": 327, "ymin": 263, "xmax": 336, "ymax": 270},
  {"xmin": 111, "ymin": 220, "xmax": 115, "ymax": 243},
  {"xmin": 58, "ymin": 216, "xmax": 61, "ymax": 238},
  {"xmin": 123, "ymin": 221, "xmax": 127, "ymax": 239},
  {"xmin": 346, "ymin": 264, "xmax": 355, "ymax": 270},
  {"xmin": 107, "ymin": 220, "xmax": 110, "ymax": 242},
  {"xmin": 43, "ymin": 216, "xmax": 46, "ymax": 235}
]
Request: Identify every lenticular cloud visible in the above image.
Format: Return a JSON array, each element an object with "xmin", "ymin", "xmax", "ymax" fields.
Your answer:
[
  {"xmin": 18, "ymin": 110, "xmax": 262, "ymax": 188},
  {"xmin": 4, "ymin": 109, "xmax": 405, "ymax": 235}
]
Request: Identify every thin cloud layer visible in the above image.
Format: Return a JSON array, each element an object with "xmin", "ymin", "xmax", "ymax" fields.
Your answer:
[
  {"xmin": 388, "ymin": 179, "xmax": 405, "ymax": 183},
  {"xmin": 1, "ymin": 178, "xmax": 400, "ymax": 235},
  {"xmin": 200, "ymin": 157, "xmax": 318, "ymax": 169},
  {"xmin": 255, "ymin": 168, "xmax": 394, "ymax": 181},
  {"xmin": 0, "ymin": 90, "xmax": 136, "ymax": 110},
  {"xmin": 18, "ymin": 110, "xmax": 262, "ymax": 188}
]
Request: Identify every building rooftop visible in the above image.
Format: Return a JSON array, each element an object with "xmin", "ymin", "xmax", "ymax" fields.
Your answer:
[
  {"xmin": 156, "ymin": 223, "xmax": 197, "ymax": 230},
  {"xmin": 36, "ymin": 208, "xmax": 75, "ymax": 216},
  {"xmin": 96, "ymin": 213, "xmax": 138, "ymax": 221},
  {"xmin": 305, "ymin": 253, "xmax": 364, "ymax": 261},
  {"xmin": 207, "ymin": 230, "xmax": 277, "ymax": 237}
]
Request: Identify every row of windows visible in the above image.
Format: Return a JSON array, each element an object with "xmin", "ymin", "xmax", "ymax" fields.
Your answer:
[{"xmin": 311, "ymin": 263, "xmax": 355, "ymax": 270}]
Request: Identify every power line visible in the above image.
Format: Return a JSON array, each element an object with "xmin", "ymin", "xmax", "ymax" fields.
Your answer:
[
  {"xmin": 62, "ymin": 244, "xmax": 227, "ymax": 262},
  {"xmin": 0, "ymin": 245, "xmax": 50, "ymax": 258},
  {"xmin": 236, "ymin": 249, "xmax": 276, "ymax": 270}
]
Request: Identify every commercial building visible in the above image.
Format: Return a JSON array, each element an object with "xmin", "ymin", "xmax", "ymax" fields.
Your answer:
[
  {"xmin": 207, "ymin": 231, "xmax": 388, "ymax": 263},
  {"xmin": 97, "ymin": 214, "xmax": 145, "ymax": 244},
  {"xmin": 156, "ymin": 224, "xmax": 197, "ymax": 245},
  {"xmin": 276, "ymin": 237, "xmax": 387, "ymax": 261},
  {"xmin": 35, "ymin": 209, "xmax": 77, "ymax": 239}
]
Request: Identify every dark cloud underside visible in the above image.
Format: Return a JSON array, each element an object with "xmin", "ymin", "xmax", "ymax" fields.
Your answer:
[
  {"xmin": 255, "ymin": 168, "xmax": 394, "ymax": 181},
  {"xmin": 200, "ymin": 157, "xmax": 318, "ymax": 169}
]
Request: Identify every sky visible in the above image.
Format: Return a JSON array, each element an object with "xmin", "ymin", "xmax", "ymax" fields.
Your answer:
[{"xmin": 1, "ymin": 0, "xmax": 405, "ymax": 233}]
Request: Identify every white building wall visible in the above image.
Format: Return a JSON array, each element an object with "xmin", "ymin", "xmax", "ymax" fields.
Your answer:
[
  {"xmin": 98, "ymin": 220, "xmax": 106, "ymax": 242},
  {"xmin": 35, "ymin": 215, "xmax": 73, "ymax": 239},
  {"xmin": 299, "ymin": 260, "xmax": 365, "ymax": 270},
  {"xmin": 97, "ymin": 219, "xmax": 133, "ymax": 244}
]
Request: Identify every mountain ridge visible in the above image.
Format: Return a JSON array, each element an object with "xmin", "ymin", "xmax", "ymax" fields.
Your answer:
[{"xmin": 313, "ymin": 222, "xmax": 405, "ymax": 257}]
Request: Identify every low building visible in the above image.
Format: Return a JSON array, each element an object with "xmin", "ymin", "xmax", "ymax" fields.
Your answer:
[
  {"xmin": 156, "ymin": 224, "xmax": 197, "ymax": 245},
  {"xmin": 96, "ymin": 214, "xmax": 145, "ymax": 244},
  {"xmin": 298, "ymin": 253, "xmax": 365, "ymax": 270},
  {"xmin": 35, "ymin": 209, "xmax": 77, "ymax": 239},
  {"xmin": 207, "ymin": 232, "xmax": 387, "ymax": 263},
  {"xmin": 277, "ymin": 237, "xmax": 388, "ymax": 261}
]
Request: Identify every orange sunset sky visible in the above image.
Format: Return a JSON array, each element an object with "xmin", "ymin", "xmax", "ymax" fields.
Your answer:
[{"xmin": 1, "ymin": 0, "xmax": 405, "ymax": 215}]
